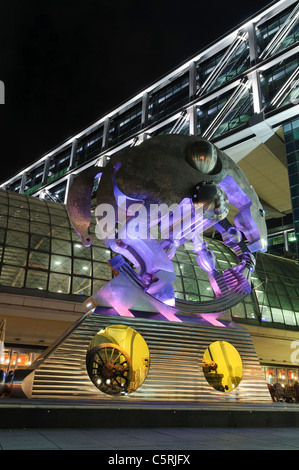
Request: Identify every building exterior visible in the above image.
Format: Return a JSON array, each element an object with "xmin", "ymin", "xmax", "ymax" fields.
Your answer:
[
  {"xmin": 0, "ymin": 0, "xmax": 299, "ymax": 395},
  {"xmin": 0, "ymin": 189, "xmax": 299, "ymax": 394}
]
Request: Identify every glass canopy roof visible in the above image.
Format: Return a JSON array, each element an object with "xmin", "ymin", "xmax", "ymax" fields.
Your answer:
[{"xmin": 0, "ymin": 189, "xmax": 299, "ymax": 329}]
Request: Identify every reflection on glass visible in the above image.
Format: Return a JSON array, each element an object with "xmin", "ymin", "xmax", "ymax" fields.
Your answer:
[
  {"xmin": 202, "ymin": 341, "xmax": 243, "ymax": 392},
  {"xmin": 86, "ymin": 325, "xmax": 150, "ymax": 396}
]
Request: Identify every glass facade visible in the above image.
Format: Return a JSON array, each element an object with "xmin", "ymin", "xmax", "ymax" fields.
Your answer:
[
  {"xmin": 109, "ymin": 104, "xmax": 142, "ymax": 147},
  {"xmin": 0, "ymin": 190, "xmax": 113, "ymax": 297},
  {"xmin": 267, "ymin": 229, "xmax": 297, "ymax": 259},
  {"xmin": 1, "ymin": 1, "xmax": 298, "ymax": 209},
  {"xmin": 75, "ymin": 128, "xmax": 103, "ymax": 168},
  {"xmin": 197, "ymin": 86, "xmax": 253, "ymax": 138},
  {"xmin": 148, "ymin": 73, "xmax": 189, "ymax": 124},
  {"xmin": 261, "ymin": 52, "xmax": 299, "ymax": 109},
  {"xmin": 196, "ymin": 39, "xmax": 250, "ymax": 94},
  {"xmin": 256, "ymin": 5, "xmax": 299, "ymax": 56},
  {"xmin": 252, "ymin": 251, "xmax": 299, "ymax": 326},
  {"xmin": 284, "ymin": 117, "xmax": 299, "ymax": 260},
  {"xmin": 43, "ymin": 181, "xmax": 67, "ymax": 204},
  {"xmin": 23, "ymin": 164, "xmax": 45, "ymax": 196},
  {"xmin": 46, "ymin": 148, "xmax": 71, "ymax": 185}
]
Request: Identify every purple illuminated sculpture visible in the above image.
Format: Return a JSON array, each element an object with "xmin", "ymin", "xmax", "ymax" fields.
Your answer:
[{"xmin": 67, "ymin": 135, "xmax": 267, "ymax": 320}]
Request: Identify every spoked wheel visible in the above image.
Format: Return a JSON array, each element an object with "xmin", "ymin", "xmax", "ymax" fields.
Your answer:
[{"xmin": 86, "ymin": 343, "xmax": 131, "ymax": 395}]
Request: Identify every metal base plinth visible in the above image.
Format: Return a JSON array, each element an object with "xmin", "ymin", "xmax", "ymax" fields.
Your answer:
[
  {"xmin": 1, "ymin": 398, "xmax": 299, "ymax": 429},
  {"xmin": 24, "ymin": 309, "xmax": 271, "ymax": 404}
]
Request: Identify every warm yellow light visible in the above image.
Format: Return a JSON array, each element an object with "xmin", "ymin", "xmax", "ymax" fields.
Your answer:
[{"xmin": 202, "ymin": 341, "xmax": 243, "ymax": 393}]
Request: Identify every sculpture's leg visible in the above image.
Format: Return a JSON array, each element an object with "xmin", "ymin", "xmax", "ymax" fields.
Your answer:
[
  {"xmin": 107, "ymin": 220, "xmax": 177, "ymax": 306},
  {"xmin": 194, "ymin": 241, "xmax": 229, "ymax": 298}
]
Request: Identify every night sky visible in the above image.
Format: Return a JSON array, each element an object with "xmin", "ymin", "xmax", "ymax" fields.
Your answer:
[{"xmin": 0, "ymin": 0, "xmax": 273, "ymax": 182}]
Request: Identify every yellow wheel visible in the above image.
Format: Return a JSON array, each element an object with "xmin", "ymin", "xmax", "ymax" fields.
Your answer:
[{"xmin": 86, "ymin": 343, "xmax": 131, "ymax": 395}]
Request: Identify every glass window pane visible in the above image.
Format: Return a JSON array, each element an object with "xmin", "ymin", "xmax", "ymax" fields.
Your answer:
[
  {"xmin": 261, "ymin": 305, "xmax": 272, "ymax": 322},
  {"xmin": 217, "ymin": 259, "xmax": 230, "ymax": 271},
  {"xmin": 183, "ymin": 278, "xmax": 198, "ymax": 294},
  {"xmin": 186, "ymin": 293, "xmax": 200, "ymax": 301},
  {"xmin": 244, "ymin": 301, "xmax": 258, "ymax": 320},
  {"xmin": 47, "ymin": 201, "xmax": 66, "ymax": 212},
  {"xmin": 274, "ymin": 283, "xmax": 287, "ymax": 295},
  {"xmin": 255, "ymin": 290, "xmax": 268, "ymax": 305},
  {"xmin": 271, "ymin": 307, "xmax": 284, "ymax": 323},
  {"xmin": 283, "ymin": 310, "xmax": 296, "ymax": 326},
  {"xmin": 28, "ymin": 251, "xmax": 49, "ymax": 270},
  {"xmin": 179, "ymin": 264, "xmax": 196, "ymax": 279},
  {"xmin": 279, "ymin": 295, "xmax": 293, "ymax": 310},
  {"xmin": 30, "ymin": 234, "xmax": 50, "ymax": 251},
  {"xmin": 73, "ymin": 242, "xmax": 91, "ymax": 258},
  {"xmin": 3, "ymin": 246, "xmax": 27, "ymax": 266},
  {"xmin": 51, "ymin": 215, "xmax": 69, "ymax": 227},
  {"xmin": 0, "ymin": 194, "xmax": 8, "ymax": 204},
  {"xmin": 30, "ymin": 210, "xmax": 50, "ymax": 223},
  {"xmin": 49, "ymin": 273, "xmax": 71, "ymax": 294},
  {"xmin": 30, "ymin": 222, "xmax": 51, "ymax": 236},
  {"xmin": 0, "ymin": 229, "xmax": 5, "ymax": 244},
  {"xmin": 28, "ymin": 200, "xmax": 48, "ymax": 212},
  {"xmin": 0, "ymin": 265, "xmax": 25, "ymax": 287},
  {"xmin": 267, "ymin": 293, "xmax": 280, "ymax": 308},
  {"xmin": 92, "ymin": 246, "xmax": 112, "ymax": 261},
  {"xmin": 0, "ymin": 203, "xmax": 8, "ymax": 215},
  {"xmin": 26, "ymin": 269, "xmax": 48, "ymax": 290},
  {"xmin": 266, "ymin": 281, "xmax": 276, "ymax": 294},
  {"xmin": 9, "ymin": 206, "xmax": 29, "ymax": 219},
  {"xmin": 291, "ymin": 297, "xmax": 299, "ymax": 312},
  {"xmin": 50, "ymin": 255, "xmax": 71, "ymax": 273},
  {"xmin": 172, "ymin": 262, "xmax": 181, "ymax": 276},
  {"xmin": 8, "ymin": 218, "xmax": 29, "ymax": 232},
  {"xmin": 93, "ymin": 262, "xmax": 112, "ymax": 280},
  {"xmin": 0, "ymin": 215, "xmax": 7, "ymax": 230},
  {"xmin": 8, "ymin": 195, "xmax": 28, "ymax": 206},
  {"xmin": 5, "ymin": 230, "xmax": 29, "ymax": 248},
  {"xmin": 232, "ymin": 302, "xmax": 246, "ymax": 318},
  {"xmin": 73, "ymin": 259, "xmax": 91, "ymax": 276},
  {"xmin": 194, "ymin": 266, "xmax": 210, "ymax": 281},
  {"xmin": 199, "ymin": 283, "xmax": 214, "ymax": 298},
  {"xmin": 72, "ymin": 276, "xmax": 91, "ymax": 296},
  {"xmin": 213, "ymin": 250, "xmax": 226, "ymax": 260},
  {"xmin": 51, "ymin": 239, "xmax": 71, "ymax": 256},
  {"xmin": 175, "ymin": 252, "xmax": 190, "ymax": 263},
  {"xmin": 175, "ymin": 292, "xmax": 184, "ymax": 300},
  {"xmin": 173, "ymin": 277, "xmax": 183, "ymax": 293},
  {"xmin": 51, "ymin": 227, "xmax": 71, "ymax": 240},
  {"xmin": 285, "ymin": 284, "xmax": 297, "ymax": 296}
]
